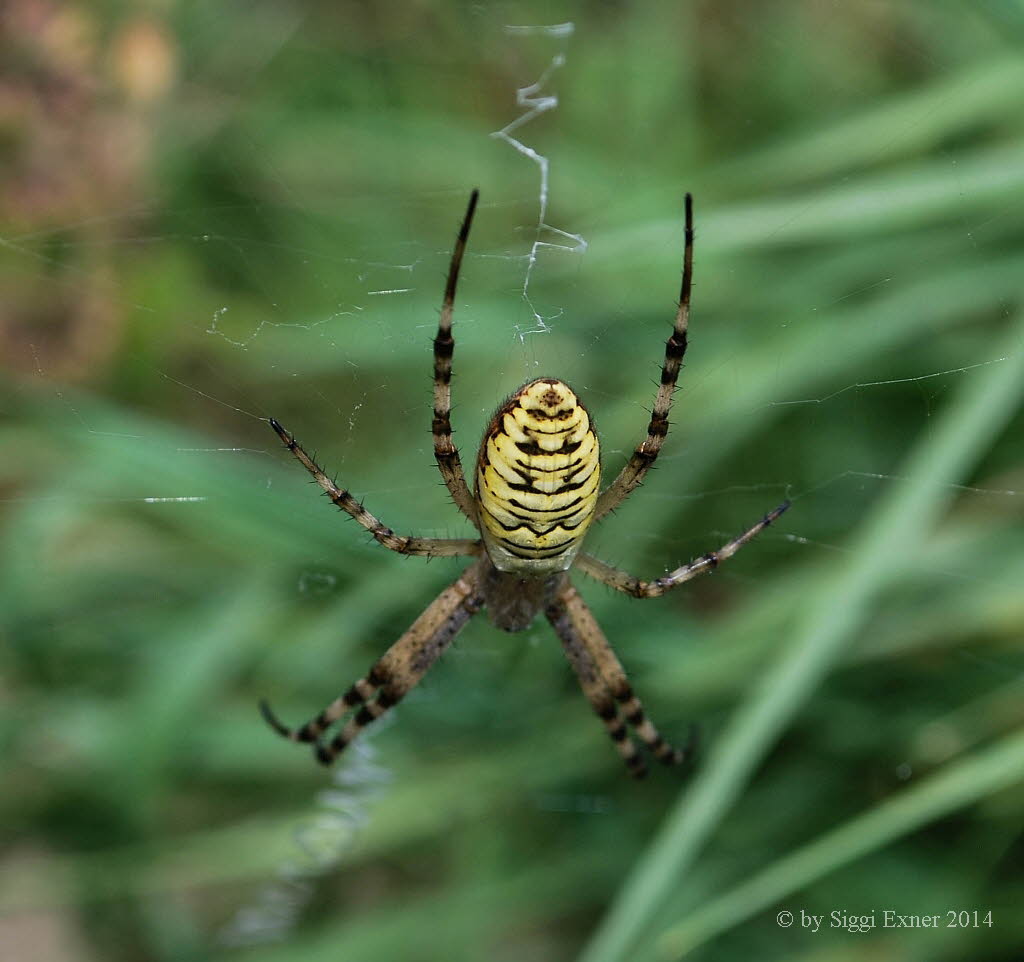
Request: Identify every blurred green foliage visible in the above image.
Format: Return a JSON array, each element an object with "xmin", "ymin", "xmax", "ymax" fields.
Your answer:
[{"xmin": 2, "ymin": 2, "xmax": 1023, "ymax": 961}]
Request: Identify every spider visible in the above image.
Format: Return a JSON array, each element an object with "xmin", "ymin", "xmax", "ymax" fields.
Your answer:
[{"xmin": 261, "ymin": 191, "xmax": 789, "ymax": 778}]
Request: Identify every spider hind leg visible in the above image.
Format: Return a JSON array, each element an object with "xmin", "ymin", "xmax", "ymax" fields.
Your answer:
[
  {"xmin": 547, "ymin": 581, "xmax": 695, "ymax": 776},
  {"xmin": 614, "ymin": 687, "xmax": 699, "ymax": 767},
  {"xmin": 259, "ymin": 673, "xmax": 377, "ymax": 744},
  {"xmin": 259, "ymin": 563, "xmax": 485, "ymax": 765}
]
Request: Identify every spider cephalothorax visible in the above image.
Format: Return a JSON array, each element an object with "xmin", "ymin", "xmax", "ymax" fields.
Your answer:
[{"xmin": 261, "ymin": 191, "xmax": 788, "ymax": 778}]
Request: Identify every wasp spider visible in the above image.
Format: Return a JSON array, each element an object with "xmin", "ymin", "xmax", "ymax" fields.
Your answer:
[{"xmin": 261, "ymin": 191, "xmax": 789, "ymax": 778}]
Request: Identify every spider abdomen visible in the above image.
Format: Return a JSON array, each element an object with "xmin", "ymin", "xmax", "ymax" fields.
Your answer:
[{"xmin": 475, "ymin": 378, "xmax": 600, "ymax": 574}]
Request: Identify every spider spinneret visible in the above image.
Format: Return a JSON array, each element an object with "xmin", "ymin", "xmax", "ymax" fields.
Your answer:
[{"xmin": 260, "ymin": 190, "xmax": 789, "ymax": 778}]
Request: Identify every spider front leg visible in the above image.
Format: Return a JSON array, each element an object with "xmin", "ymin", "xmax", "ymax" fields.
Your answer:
[
  {"xmin": 577, "ymin": 499, "xmax": 790, "ymax": 598},
  {"xmin": 595, "ymin": 193, "xmax": 694, "ymax": 521},
  {"xmin": 547, "ymin": 581, "xmax": 695, "ymax": 777},
  {"xmin": 261, "ymin": 562, "xmax": 485, "ymax": 764},
  {"xmin": 431, "ymin": 190, "xmax": 480, "ymax": 526}
]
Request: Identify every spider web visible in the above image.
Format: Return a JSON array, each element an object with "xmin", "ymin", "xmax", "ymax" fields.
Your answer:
[{"xmin": 3, "ymin": 2, "xmax": 1023, "ymax": 956}]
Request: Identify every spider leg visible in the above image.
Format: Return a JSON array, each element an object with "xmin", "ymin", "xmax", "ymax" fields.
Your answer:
[
  {"xmin": 268, "ymin": 417, "xmax": 482, "ymax": 557},
  {"xmin": 555, "ymin": 581, "xmax": 694, "ymax": 767},
  {"xmin": 595, "ymin": 194, "xmax": 693, "ymax": 522},
  {"xmin": 261, "ymin": 561, "xmax": 485, "ymax": 764},
  {"xmin": 432, "ymin": 190, "xmax": 481, "ymax": 527},
  {"xmin": 578, "ymin": 500, "xmax": 790, "ymax": 598},
  {"xmin": 546, "ymin": 594, "xmax": 648, "ymax": 778},
  {"xmin": 259, "ymin": 673, "xmax": 378, "ymax": 743}
]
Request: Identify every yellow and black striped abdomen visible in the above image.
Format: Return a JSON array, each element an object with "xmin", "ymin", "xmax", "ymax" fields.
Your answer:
[{"xmin": 476, "ymin": 379, "xmax": 600, "ymax": 574}]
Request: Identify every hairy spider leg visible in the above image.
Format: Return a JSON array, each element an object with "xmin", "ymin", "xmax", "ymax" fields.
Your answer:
[
  {"xmin": 595, "ymin": 193, "xmax": 694, "ymax": 521},
  {"xmin": 577, "ymin": 500, "xmax": 790, "ymax": 598},
  {"xmin": 262, "ymin": 562, "xmax": 486, "ymax": 764},
  {"xmin": 547, "ymin": 582, "xmax": 695, "ymax": 776},
  {"xmin": 432, "ymin": 189, "xmax": 481, "ymax": 525}
]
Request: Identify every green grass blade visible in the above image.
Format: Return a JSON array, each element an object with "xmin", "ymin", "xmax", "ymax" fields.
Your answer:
[{"xmin": 656, "ymin": 726, "xmax": 1024, "ymax": 957}]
